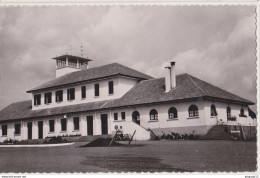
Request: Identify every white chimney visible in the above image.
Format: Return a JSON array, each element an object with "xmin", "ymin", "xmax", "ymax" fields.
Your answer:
[
  {"xmin": 170, "ymin": 61, "xmax": 176, "ymax": 88},
  {"xmin": 164, "ymin": 61, "xmax": 176, "ymax": 92},
  {"xmin": 164, "ymin": 66, "xmax": 171, "ymax": 92}
]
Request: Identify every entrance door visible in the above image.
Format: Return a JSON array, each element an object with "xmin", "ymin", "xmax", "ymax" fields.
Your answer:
[
  {"xmin": 101, "ymin": 114, "xmax": 108, "ymax": 135},
  {"xmin": 132, "ymin": 111, "xmax": 140, "ymax": 125},
  {"xmin": 87, "ymin": 115, "xmax": 93, "ymax": 136},
  {"xmin": 27, "ymin": 122, "xmax": 32, "ymax": 140},
  {"xmin": 38, "ymin": 121, "xmax": 43, "ymax": 139}
]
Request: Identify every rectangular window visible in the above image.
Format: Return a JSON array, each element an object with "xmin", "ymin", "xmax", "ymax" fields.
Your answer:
[
  {"xmin": 67, "ymin": 88, "xmax": 75, "ymax": 101},
  {"xmin": 108, "ymin": 81, "xmax": 114, "ymax": 95},
  {"xmin": 114, "ymin": 113, "xmax": 118, "ymax": 121},
  {"xmin": 61, "ymin": 119, "xmax": 67, "ymax": 131},
  {"xmin": 44, "ymin": 92, "xmax": 52, "ymax": 104},
  {"xmin": 68, "ymin": 58, "xmax": 77, "ymax": 68},
  {"xmin": 121, "ymin": 112, "xmax": 125, "ymax": 120},
  {"xmin": 2, "ymin": 125, "xmax": 7, "ymax": 136},
  {"xmin": 49, "ymin": 120, "xmax": 55, "ymax": 132},
  {"xmin": 94, "ymin": 84, "xmax": 99, "ymax": 97},
  {"xmin": 81, "ymin": 86, "xmax": 86, "ymax": 99},
  {"xmin": 14, "ymin": 123, "xmax": 21, "ymax": 135},
  {"xmin": 73, "ymin": 117, "xmax": 80, "ymax": 130},
  {"xmin": 57, "ymin": 59, "xmax": 66, "ymax": 68},
  {"xmin": 55, "ymin": 90, "xmax": 63, "ymax": 102},
  {"xmin": 34, "ymin": 94, "xmax": 41, "ymax": 106}
]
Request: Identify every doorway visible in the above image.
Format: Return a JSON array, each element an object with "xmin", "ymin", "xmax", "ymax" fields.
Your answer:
[
  {"xmin": 132, "ymin": 111, "xmax": 140, "ymax": 125},
  {"xmin": 27, "ymin": 122, "xmax": 32, "ymax": 140},
  {"xmin": 38, "ymin": 121, "xmax": 43, "ymax": 139},
  {"xmin": 87, "ymin": 115, "xmax": 93, "ymax": 136},
  {"xmin": 101, "ymin": 114, "xmax": 108, "ymax": 135}
]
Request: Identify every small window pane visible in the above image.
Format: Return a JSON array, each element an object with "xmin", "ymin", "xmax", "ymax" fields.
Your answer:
[
  {"xmin": 67, "ymin": 88, "xmax": 75, "ymax": 101},
  {"xmin": 49, "ymin": 120, "xmax": 55, "ymax": 132},
  {"xmin": 55, "ymin": 90, "xmax": 63, "ymax": 102},
  {"xmin": 95, "ymin": 84, "xmax": 99, "ymax": 96},
  {"xmin": 14, "ymin": 123, "xmax": 21, "ymax": 135},
  {"xmin": 2, "ymin": 125, "xmax": 7, "ymax": 136},
  {"xmin": 44, "ymin": 92, "xmax": 52, "ymax": 104},
  {"xmin": 61, "ymin": 119, "xmax": 67, "ymax": 131},
  {"xmin": 109, "ymin": 81, "xmax": 114, "ymax": 94},
  {"xmin": 73, "ymin": 117, "xmax": 80, "ymax": 130},
  {"xmin": 114, "ymin": 113, "xmax": 118, "ymax": 121},
  {"xmin": 81, "ymin": 86, "xmax": 86, "ymax": 99},
  {"xmin": 34, "ymin": 94, "xmax": 41, "ymax": 106},
  {"xmin": 121, "ymin": 112, "xmax": 125, "ymax": 120}
]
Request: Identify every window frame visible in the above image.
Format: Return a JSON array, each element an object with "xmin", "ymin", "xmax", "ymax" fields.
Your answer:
[
  {"xmin": 188, "ymin": 105, "xmax": 199, "ymax": 117},
  {"xmin": 2, "ymin": 125, "xmax": 7, "ymax": 136},
  {"xmin": 81, "ymin": 86, "xmax": 86, "ymax": 99},
  {"xmin": 114, "ymin": 113, "xmax": 118, "ymax": 121},
  {"xmin": 121, "ymin": 112, "xmax": 126, "ymax": 120},
  {"xmin": 49, "ymin": 120, "xmax": 55, "ymax": 133},
  {"xmin": 67, "ymin": 88, "xmax": 75, "ymax": 101},
  {"xmin": 240, "ymin": 107, "xmax": 246, "ymax": 117},
  {"xmin": 168, "ymin": 107, "xmax": 178, "ymax": 119},
  {"xmin": 14, "ymin": 123, "xmax": 21, "ymax": 135},
  {"xmin": 55, "ymin": 90, "xmax": 63, "ymax": 103},
  {"xmin": 108, "ymin": 81, "xmax": 114, "ymax": 95},
  {"xmin": 34, "ymin": 94, "xmax": 41, "ymax": 106},
  {"xmin": 227, "ymin": 106, "xmax": 231, "ymax": 119},
  {"xmin": 73, "ymin": 117, "xmax": 80, "ymax": 131},
  {"xmin": 61, "ymin": 118, "xmax": 67, "ymax": 131},
  {"xmin": 211, "ymin": 104, "xmax": 218, "ymax": 117},
  {"xmin": 94, "ymin": 84, "xmax": 99, "ymax": 97},
  {"xmin": 44, "ymin": 92, "xmax": 52, "ymax": 104},
  {"xmin": 149, "ymin": 109, "xmax": 158, "ymax": 120}
]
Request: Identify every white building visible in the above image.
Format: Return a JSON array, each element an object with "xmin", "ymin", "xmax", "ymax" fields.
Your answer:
[{"xmin": 0, "ymin": 55, "xmax": 256, "ymax": 141}]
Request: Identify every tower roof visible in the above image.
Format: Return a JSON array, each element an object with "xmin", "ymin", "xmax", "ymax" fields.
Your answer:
[{"xmin": 52, "ymin": 54, "xmax": 92, "ymax": 62}]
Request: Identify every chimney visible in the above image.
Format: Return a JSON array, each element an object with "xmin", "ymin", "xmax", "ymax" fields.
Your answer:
[
  {"xmin": 164, "ymin": 61, "xmax": 176, "ymax": 92},
  {"xmin": 170, "ymin": 61, "xmax": 176, "ymax": 88},
  {"xmin": 164, "ymin": 66, "xmax": 171, "ymax": 92}
]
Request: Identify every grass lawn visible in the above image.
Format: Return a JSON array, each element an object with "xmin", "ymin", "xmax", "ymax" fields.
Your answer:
[{"xmin": 0, "ymin": 140, "xmax": 256, "ymax": 173}]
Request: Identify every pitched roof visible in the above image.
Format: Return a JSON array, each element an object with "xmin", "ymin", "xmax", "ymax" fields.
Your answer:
[
  {"xmin": 27, "ymin": 63, "xmax": 153, "ymax": 92},
  {"xmin": 0, "ymin": 100, "xmax": 112, "ymax": 122},
  {"xmin": 106, "ymin": 73, "xmax": 253, "ymax": 108},
  {"xmin": 0, "ymin": 73, "xmax": 253, "ymax": 122}
]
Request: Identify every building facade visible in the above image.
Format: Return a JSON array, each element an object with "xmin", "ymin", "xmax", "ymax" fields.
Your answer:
[{"xmin": 0, "ymin": 55, "xmax": 256, "ymax": 141}]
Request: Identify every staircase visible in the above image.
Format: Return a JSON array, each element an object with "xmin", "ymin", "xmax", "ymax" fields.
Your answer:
[{"xmin": 200, "ymin": 125, "xmax": 233, "ymax": 140}]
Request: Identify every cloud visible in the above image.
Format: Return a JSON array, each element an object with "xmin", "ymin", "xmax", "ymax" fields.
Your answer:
[{"xmin": 0, "ymin": 6, "xmax": 257, "ymax": 110}]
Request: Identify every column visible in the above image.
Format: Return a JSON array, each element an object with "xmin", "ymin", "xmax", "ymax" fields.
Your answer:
[
  {"xmin": 32, "ymin": 120, "xmax": 38, "ymax": 139},
  {"xmin": 80, "ymin": 114, "xmax": 87, "ymax": 136}
]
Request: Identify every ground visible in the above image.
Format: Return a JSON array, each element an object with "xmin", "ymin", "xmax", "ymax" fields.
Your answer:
[{"xmin": 0, "ymin": 140, "xmax": 256, "ymax": 173}]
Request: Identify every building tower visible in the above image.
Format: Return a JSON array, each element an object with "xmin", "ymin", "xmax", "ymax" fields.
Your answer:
[{"xmin": 53, "ymin": 55, "xmax": 92, "ymax": 78}]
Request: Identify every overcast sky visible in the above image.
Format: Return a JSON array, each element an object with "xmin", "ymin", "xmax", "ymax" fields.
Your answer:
[{"xmin": 0, "ymin": 5, "xmax": 257, "ymax": 110}]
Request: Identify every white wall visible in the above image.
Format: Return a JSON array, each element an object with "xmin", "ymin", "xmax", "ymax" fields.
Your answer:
[
  {"xmin": 32, "ymin": 76, "xmax": 138, "ymax": 110},
  {"xmin": 203, "ymin": 100, "xmax": 254, "ymax": 126},
  {"xmin": 0, "ymin": 99, "xmax": 255, "ymax": 142}
]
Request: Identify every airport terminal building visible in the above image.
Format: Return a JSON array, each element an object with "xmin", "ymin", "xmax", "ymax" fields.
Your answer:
[{"xmin": 0, "ymin": 55, "xmax": 256, "ymax": 141}]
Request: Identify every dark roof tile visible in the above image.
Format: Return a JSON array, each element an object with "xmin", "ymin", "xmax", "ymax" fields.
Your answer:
[{"xmin": 28, "ymin": 63, "xmax": 153, "ymax": 92}]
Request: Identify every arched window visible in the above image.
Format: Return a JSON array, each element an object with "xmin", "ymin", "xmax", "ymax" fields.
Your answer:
[
  {"xmin": 188, "ymin": 105, "xmax": 199, "ymax": 117},
  {"xmin": 226, "ymin": 106, "xmax": 231, "ymax": 119},
  {"xmin": 211, "ymin": 104, "xmax": 217, "ymax": 116},
  {"xmin": 240, "ymin": 107, "xmax": 245, "ymax": 117},
  {"xmin": 132, "ymin": 111, "xmax": 140, "ymax": 125},
  {"xmin": 168, "ymin": 107, "xmax": 178, "ymax": 119},
  {"xmin": 149, "ymin": 109, "xmax": 158, "ymax": 120}
]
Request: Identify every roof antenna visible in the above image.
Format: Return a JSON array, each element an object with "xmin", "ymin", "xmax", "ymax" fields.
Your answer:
[{"xmin": 80, "ymin": 42, "xmax": 83, "ymax": 57}]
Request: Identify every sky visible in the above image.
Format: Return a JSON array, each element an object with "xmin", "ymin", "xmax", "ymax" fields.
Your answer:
[{"xmin": 0, "ymin": 5, "xmax": 257, "ymax": 110}]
